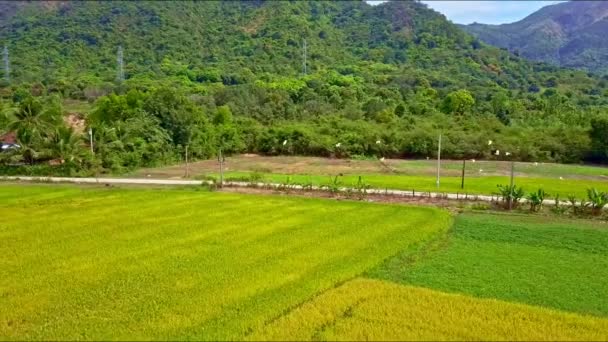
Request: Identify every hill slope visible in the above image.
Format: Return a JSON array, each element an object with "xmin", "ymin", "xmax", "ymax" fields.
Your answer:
[
  {"xmin": 463, "ymin": 1, "xmax": 608, "ymax": 74},
  {"xmin": 0, "ymin": 0, "xmax": 608, "ymax": 172}
]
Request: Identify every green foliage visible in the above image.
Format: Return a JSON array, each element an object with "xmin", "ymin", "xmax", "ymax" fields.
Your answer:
[
  {"xmin": 586, "ymin": 188, "xmax": 608, "ymax": 215},
  {"xmin": 441, "ymin": 89, "xmax": 475, "ymax": 115},
  {"xmin": 526, "ymin": 188, "xmax": 547, "ymax": 212},
  {"xmin": 0, "ymin": 1, "xmax": 608, "ymax": 175},
  {"xmin": 497, "ymin": 184, "xmax": 525, "ymax": 209},
  {"xmin": 354, "ymin": 175, "xmax": 371, "ymax": 199},
  {"xmin": 589, "ymin": 116, "xmax": 608, "ymax": 163}
]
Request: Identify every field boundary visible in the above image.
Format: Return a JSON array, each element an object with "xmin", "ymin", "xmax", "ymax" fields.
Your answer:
[{"xmin": 0, "ymin": 175, "xmax": 582, "ymax": 207}]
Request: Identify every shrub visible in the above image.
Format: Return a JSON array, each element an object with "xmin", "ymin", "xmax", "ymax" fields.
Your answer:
[
  {"xmin": 497, "ymin": 184, "xmax": 525, "ymax": 209},
  {"xmin": 354, "ymin": 176, "xmax": 371, "ymax": 200},
  {"xmin": 249, "ymin": 171, "xmax": 265, "ymax": 183},
  {"xmin": 551, "ymin": 194, "xmax": 567, "ymax": 215},
  {"xmin": 527, "ymin": 188, "xmax": 547, "ymax": 212},
  {"xmin": 587, "ymin": 188, "xmax": 608, "ymax": 215},
  {"xmin": 324, "ymin": 175, "xmax": 342, "ymax": 194}
]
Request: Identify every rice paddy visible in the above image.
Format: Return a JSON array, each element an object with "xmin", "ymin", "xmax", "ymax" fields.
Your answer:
[
  {"xmin": 1, "ymin": 184, "xmax": 607, "ymax": 340},
  {"xmin": 0, "ymin": 184, "xmax": 450, "ymax": 340},
  {"xmin": 370, "ymin": 213, "xmax": 608, "ymax": 317},
  {"xmin": 219, "ymin": 171, "xmax": 608, "ymax": 198},
  {"xmin": 251, "ymin": 278, "xmax": 608, "ymax": 341}
]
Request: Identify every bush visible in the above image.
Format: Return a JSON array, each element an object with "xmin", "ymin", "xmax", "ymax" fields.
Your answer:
[
  {"xmin": 527, "ymin": 188, "xmax": 547, "ymax": 212},
  {"xmin": 587, "ymin": 188, "xmax": 608, "ymax": 215},
  {"xmin": 497, "ymin": 184, "xmax": 525, "ymax": 209}
]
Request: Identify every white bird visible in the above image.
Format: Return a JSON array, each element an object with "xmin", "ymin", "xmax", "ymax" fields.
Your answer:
[
  {"xmin": 495, "ymin": 150, "xmax": 500, "ymax": 156},
  {"xmin": 335, "ymin": 143, "xmax": 341, "ymax": 148},
  {"xmin": 376, "ymin": 140, "xmax": 381, "ymax": 144},
  {"xmin": 283, "ymin": 140, "xmax": 287, "ymax": 146},
  {"xmin": 479, "ymin": 169, "xmax": 483, "ymax": 173},
  {"xmin": 505, "ymin": 152, "xmax": 511, "ymax": 156},
  {"xmin": 380, "ymin": 157, "xmax": 385, "ymax": 161},
  {"xmin": 488, "ymin": 140, "xmax": 493, "ymax": 145},
  {"xmin": 534, "ymin": 162, "xmax": 539, "ymax": 166},
  {"xmin": 471, "ymin": 159, "xmax": 476, "ymax": 163},
  {"xmin": 559, "ymin": 176, "xmax": 564, "ymax": 180}
]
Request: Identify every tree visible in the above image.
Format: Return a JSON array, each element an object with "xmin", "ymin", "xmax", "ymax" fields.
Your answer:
[
  {"xmin": 441, "ymin": 89, "xmax": 475, "ymax": 115},
  {"xmin": 48, "ymin": 126, "xmax": 90, "ymax": 174},
  {"xmin": 213, "ymin": 105, "xmax": 242, "ymax": 154},
  {"xmin": 589, "ymin": 116, "xmax": 608, "ymax": 162},
  {"xmin": 7, "ymin": 96, "xmax": 61, "ymax": 164},
  {"xmin": 8, "ymin": 97, "xmax": 61, "ymax": 139}
]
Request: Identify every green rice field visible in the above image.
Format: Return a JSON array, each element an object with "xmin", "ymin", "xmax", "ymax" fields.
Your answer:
[
  {"xmin": 219, "ymin": 171, "xmax": 608, "ymax": 199},
  {"xmin": 370, "ymin": 213, "xmax": 608, "ymax": 317},
  {"xmin": 1, "ymin": 184, "xmax": 607, "ymax": 340},
  {"xmin": 0, "ymin": 184, "xmax": 449, "ymax": 340}
]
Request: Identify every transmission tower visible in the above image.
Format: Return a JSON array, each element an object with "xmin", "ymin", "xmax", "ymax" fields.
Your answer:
[
  {"xmin": 3, "ymin": 45, "xmax": 9, "ymax": 83},
  {"xmin": 302, "ymin": 39, "xmax": 307, "ymax": 75},
  {"xmin": 117, "ymin": 45, "xmax": 124, "ymax": 82}
]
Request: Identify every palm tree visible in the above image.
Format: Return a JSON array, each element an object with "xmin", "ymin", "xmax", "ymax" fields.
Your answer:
[
  {"xmin": 8, "ymin": 97, "xmax": 60, "ymax": 139},
  {"xmin": 0, "ymin": 100, "xmax": 16, "ymax": 135},
  {"xmin": 49, "ymin": 126, "xmax": 84, "ymax": 165},
  {"xmin": 7, "ymin": 97, "xmax": 62, "ymax": 164},
  {"xmin": 15, "ymin": 129, "xmax": 42, "ymax": 165}
]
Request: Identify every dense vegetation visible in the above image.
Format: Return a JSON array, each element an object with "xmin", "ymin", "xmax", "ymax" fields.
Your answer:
[
  {"xmin": 1, "ymin": 0, "xmax": 608, "ymax": 175},
  {"xmin": 0, "ymin": 184, "xmax": 450, "ymax": 340}
]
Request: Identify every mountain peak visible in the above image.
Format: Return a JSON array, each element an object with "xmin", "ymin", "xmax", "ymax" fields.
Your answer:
[{"xmin": 463, "ymin": 1, "xmax": 608, "ymax": 74}]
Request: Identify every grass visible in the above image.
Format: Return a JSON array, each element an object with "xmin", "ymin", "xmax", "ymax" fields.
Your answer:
[
  {"xmin": 0, "ymin": 184, "xmax": 450, "ymax": 340},
  {"xmin": 369, "ymin": 213, "xmax": 608, "ymax": 317},
  {"xmin": 251, "ymin": 278, "xmax": 608, "ymax": 341},
  {"xmin": 400, "ymin": 159, "xmax": 608, "ymax": 178},
  {"xmin": 219, "ymin": 171, "xmax": 608, "ymax": 199}
]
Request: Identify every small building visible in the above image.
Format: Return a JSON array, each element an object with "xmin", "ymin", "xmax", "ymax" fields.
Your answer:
[{"xmin": 0, "ymin": 131, "xmax": 19, "ymax": 151}]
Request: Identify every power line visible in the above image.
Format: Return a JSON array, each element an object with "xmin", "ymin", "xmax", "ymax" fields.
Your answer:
[
  {"xmin": 3, "ymin": 45, "xmax": 9, "ymax": 83},
  {"xmin": 117, "ymin": 45, "xmax": 124, "ymax": 82},
  {"xmin": 302, "ymin": 39, "xmax": 307, "ymax": 75}
]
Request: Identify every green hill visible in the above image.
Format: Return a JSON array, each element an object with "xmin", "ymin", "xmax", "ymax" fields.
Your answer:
[{"xmin": 0, "ymin": 0, "xmax": 607, "ymax": 174}]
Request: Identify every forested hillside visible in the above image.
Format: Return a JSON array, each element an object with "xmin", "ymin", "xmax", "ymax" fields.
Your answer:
[
  {"xmin": 463, "ymin": 1, "xmax": 608, "ymax": 75},
  {"xmin": 0, "ymin": 0, "xmax": 607, "ymax": 175}
]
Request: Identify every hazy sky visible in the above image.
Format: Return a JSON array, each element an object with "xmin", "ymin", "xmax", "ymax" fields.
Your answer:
[{"xmin": 366, "ymin": 1, "xmax": 565, "ymax": 25}]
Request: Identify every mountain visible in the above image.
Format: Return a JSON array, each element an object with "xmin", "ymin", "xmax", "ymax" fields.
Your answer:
[
  {"xmin": 463, "ymin": 1, "xmax": 608, "ymax": 74},
  {"xmin": 0, "ymin": 0, "xmax": 607, "ymax": 171}
]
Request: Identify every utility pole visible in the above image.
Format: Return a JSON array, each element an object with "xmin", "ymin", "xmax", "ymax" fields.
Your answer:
[
  {"xmin": 185, "ymin": 145, "xmax": 189, "ymax": 178},
  {"xmin": 461, "ymin": 159, "xmax": 466, "ymax": 189},
  {"xmin": 3, "ymin": 45, "xmax": 9, "ymax": 83},
  {"xmin": 88, "ymin": 128, "xmax": 94, "ymax": 155},
  {"xmin": 508, "ymin": 159, "xmax": 515, "ymax": 210},
  {"xmin": 436, "ymin": 133, "xmax": 442, "ymax": 189},
  {"xmin": 302, "ymin": 39, "xmax": 307, "ymax": 75},
  {"xmin": 116, "ymin": 45, "xmax": 124, "ymax": 82},
  {"xmin": 218, "ymin": 147, "xmax": 224, "ymax": 188}
]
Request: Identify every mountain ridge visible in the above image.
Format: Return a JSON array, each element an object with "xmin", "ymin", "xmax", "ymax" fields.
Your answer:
[{"xmin": 463, "ymin": 1, "xmax": 608, "ymax": 74}]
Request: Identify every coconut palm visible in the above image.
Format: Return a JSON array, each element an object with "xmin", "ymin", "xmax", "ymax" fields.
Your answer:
[
  {"xmin": 7, "ymin": 97, "xmax": 62, "ymax": 164},
  {"xmin": 8, "ymin": 97, "xmax": 59, "ymax": 139},
  {"xmin": 49, "ymin": 126, "xmax": 85, "ymax": 165}
]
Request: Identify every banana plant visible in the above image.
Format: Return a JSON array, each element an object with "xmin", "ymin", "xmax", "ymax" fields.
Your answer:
[
  {"xmin": 526, "ymin": 188, "xmax": 547, "ymax": 212},
  {"xmin": 587, "ymin": 188, "xmax": 608, "ymax": 215},
  {"xmin": 497, "ymin": 184, "xmax": 525, "ymax": 209}
]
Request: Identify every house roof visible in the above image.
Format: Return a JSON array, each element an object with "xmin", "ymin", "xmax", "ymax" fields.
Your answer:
[{"xmin": 0, "ymin": 131, "xmax": 16, "ymax": 144}]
